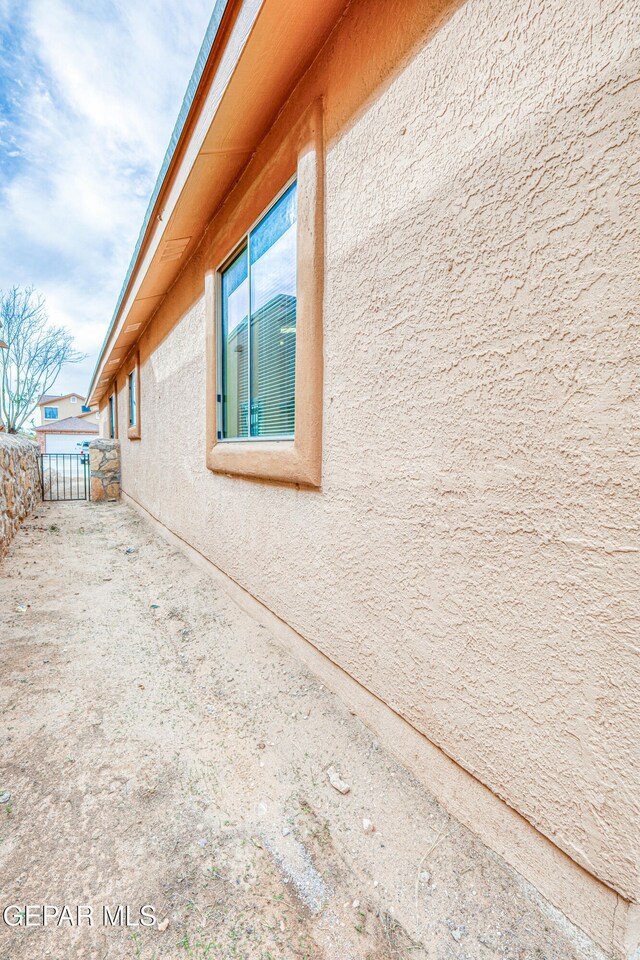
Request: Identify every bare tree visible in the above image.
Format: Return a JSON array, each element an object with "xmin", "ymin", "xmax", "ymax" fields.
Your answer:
[{"xmin": 0, "ymin": 287, "xmax": 84, "ymax": 434}]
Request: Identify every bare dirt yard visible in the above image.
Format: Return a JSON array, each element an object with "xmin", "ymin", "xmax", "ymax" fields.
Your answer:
[{"xmin": 0, "ymin": 500, "xmax": 607, "ymax": 960}]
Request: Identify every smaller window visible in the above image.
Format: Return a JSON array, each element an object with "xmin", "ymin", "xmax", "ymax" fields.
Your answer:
[
  {"xmin": 44, "ymin": 407, "xmax": 58, "ymax": 420},
  {"xmin": 127, "ymin": 356, "xmax": 141, "ymax": 440},
  {"xmin": 128, "ymin": 369, "xmax": 137, "ymax": 427},
  {"xmin": 70, "ymin": 396, "xmax": 77, "ymax": 404},
  {"xmin": 108, "ymin": 394, "xmax": 116, "ymax": 439}
]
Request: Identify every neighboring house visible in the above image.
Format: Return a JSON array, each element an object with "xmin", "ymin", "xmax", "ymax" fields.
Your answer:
[
  {"xmin": 37, "ymin": 393, "xmax": 99, "ymax": 427},
  {"xmin": 86, "ymin": 1, "xmax": 638, "ymax": 954},
  {"xmin": 34, "ymin": 416, "xmax": 99, "ymax": 454}
]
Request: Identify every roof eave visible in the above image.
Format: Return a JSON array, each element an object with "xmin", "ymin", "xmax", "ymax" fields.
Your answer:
[{"xmin": 86, "ymin": 0, "xmax": 233, "ymax": 405}]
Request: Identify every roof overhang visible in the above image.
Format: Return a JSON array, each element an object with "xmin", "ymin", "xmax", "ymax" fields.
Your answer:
[{"xmin": 87, "ymin": 0, "xmax": 346, "ymax": 407}]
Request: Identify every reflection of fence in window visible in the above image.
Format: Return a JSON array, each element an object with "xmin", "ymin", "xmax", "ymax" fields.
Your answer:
[{"xmin": 250, "ymin": 293, "xmax": 296, "ymax": 438}]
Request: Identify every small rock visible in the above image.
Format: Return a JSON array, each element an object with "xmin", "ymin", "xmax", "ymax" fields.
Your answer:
[
  {"xmin": 125, "ymin": 547, "xmax": 136, "ymax": 554},
  {"xmin": 197, "ymin": 838, "xmax": 208, "ymax": 848},
  {"xmin": 327, "ymin": 765, "xmax": 351, "ymax": 795},
  {"xmin": 0, "ymin": 792, "xmax": 10, "ymax": 804},
  {"xmin": 43, "ymin": 659, "xmax": 50, "ymax": 664},
  {"xmin": 257, "ymin": 742, "xmax": 266, "ymax": 750},
  {"xmin": 157, "ymin": 918, "xmax": 169, "ymax": 932},
  {"xmin": 362, "ymin": 818, "xmax": 375, "ymax": 834},
  {"xmin": 420, "ymin": 870, "xmax": 431, "ymax": 884},
  {"xmin": 451, "ymin": 928, "xmax": 462, "ymax": 942},
  {"xmin": 16, "ymin": 603, "xmax": 28, "ymax": 613},
  {"xmin": 206, "ymin": 704, "xmax": 215, "ymax": 714},
  {"xmin": 352, "ymin": 899, "xmax": 360, "ymax": 909},
  {"xmin": 282, "ymin": 827, "xmax": 291, "ymax": 837}
]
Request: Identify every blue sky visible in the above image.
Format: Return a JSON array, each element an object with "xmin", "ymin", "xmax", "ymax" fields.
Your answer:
[{"xmin": 0, "ymin": 0, "xmax": 213, "ymax": 398}]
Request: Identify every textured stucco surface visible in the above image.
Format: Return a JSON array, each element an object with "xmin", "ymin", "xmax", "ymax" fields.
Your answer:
[{"xmin": 110, "ymin": 0, "xmax": 640, "ymax": 903}]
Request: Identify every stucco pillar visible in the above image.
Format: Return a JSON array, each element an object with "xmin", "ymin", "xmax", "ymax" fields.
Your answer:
[{"xmin": 89, "ymin": 439, "xmax": 120, "ymax": 502}]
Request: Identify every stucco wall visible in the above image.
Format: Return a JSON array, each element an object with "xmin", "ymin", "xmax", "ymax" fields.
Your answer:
[
  {"xmin": 0, "ymin": 435, "xmax": 40, "ymax": 561},
  {"xmin": 109, "ymin": 0, "xmax": 639, "ymax": 905}
]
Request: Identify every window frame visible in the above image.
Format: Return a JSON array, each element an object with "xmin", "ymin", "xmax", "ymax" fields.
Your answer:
[
  {"xmin": 70, "ymin": 396, "xmax": 77, "ymax": 404},
  {"xmin": 216, "ymin": 174, "xmax": 298, "ymax": 445},
  {"xmin": 44, "ymin": 406, "xmax": 58, "ymax": 420},
  {"xmin": 127, "ymin": 352, "xmax": 141, "ymax": 440},
  {"xmin": 108, "ymin": 392, "xmax": 117, "ymax": 439},
  {"xmin": 205, "ymin": 99, "xmax": 324, "ymax": 487}
]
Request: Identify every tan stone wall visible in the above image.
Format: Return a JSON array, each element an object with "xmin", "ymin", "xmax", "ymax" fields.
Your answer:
[
  {"xmin": 89, "ymin": 439, "xmax": 120, "ymax": 502},
  {"xmin": 0, "ymin": 435, "xmax": 40, "ymax": 561},
  {"xmin": 112, "ymin": 0, "xmax": 639, "ymax": 920}
]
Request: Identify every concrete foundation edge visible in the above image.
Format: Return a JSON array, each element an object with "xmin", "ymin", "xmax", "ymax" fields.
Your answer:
[{"xmin": 120, "ymin": 489, "xmax": 637, "ymax": 959}]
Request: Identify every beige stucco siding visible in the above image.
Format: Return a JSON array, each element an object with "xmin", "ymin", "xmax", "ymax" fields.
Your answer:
[{"xmin": 110, "ymin": 0, "xmax": 639, "ymax": 903}]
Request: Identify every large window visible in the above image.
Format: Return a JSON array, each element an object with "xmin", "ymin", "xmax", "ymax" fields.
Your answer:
[
  {"xmin": 219, "ymin": 180, "xmax": 297, "ymax": 441},
  {"xmin": 44, "ymin": 406, "xmax": 58, "ymax": 419},
  {"xmin": 206, "ymin": 100, "xmax": 323, "ymax": 486}
]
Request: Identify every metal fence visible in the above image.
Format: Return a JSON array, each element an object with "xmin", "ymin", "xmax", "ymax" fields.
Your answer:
[{"xmin": 40, "ymin": 453, "xmax": 90, "ymax": 502}]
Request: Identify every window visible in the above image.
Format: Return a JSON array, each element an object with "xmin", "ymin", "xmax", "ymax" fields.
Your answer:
[
  {"xmin": 108, "ymin": 393, "xmax": 116, "ymax": 439},
  {"xmin": 206, "ymin": 98, "xmax": 324, "ymax": 486},
  {"xmin": 44, "ymin": 407, "xmax": 58, "ymax": 420},
  {"xmin": 128, "ymin": 370, "xmax": 137, "ymax": 426},
  {"xmin": 70, "ymin": 396, "xmax": 77, "ymax": 404},
  {"xmin": 127, "ymin": 353, "xmax": 141, "ymax": 440},
  {"xmin": 219, "ymin": 181, "xmax": 297, "ymax": 441}
]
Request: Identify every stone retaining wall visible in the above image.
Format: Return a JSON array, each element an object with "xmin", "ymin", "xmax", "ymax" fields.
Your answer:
[
  {"xmin": 0, "ymin": 434, "xmax": 41, "ymax": 561},
  {"xmin": 89, "ymin": 439, "xmax": 120, "ymax": 501}
]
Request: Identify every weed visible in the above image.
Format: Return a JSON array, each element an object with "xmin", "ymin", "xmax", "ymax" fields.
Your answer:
[{"xmin": 129, "ymin": 931, "xmax": 143, "ymax": 958}]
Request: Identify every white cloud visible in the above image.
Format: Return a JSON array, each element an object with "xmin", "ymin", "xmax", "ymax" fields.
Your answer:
[{"xmin": 0, "ymin": 0, "xmax": 213, "ymax": 398}]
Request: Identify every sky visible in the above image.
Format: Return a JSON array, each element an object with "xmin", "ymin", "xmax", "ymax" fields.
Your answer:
[{"xmin": 0, "ymin": 0, "xmax": 214, "ymax": 400}]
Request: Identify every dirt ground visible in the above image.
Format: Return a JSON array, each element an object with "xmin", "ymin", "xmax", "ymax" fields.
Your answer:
[{"xmin": 0, "ymin": 500, "xmax": 608, "ymax": 960}]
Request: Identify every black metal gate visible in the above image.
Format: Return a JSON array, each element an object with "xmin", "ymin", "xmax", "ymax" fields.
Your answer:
[{"xmin": 40, "ymin": 453, "xmax": 90, "ymax": 502}]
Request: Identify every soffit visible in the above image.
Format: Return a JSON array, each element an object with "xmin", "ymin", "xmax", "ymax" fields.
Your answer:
[{"xmin": 89, "ymin": 0, "xmax": 346, "ymax": 405}]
